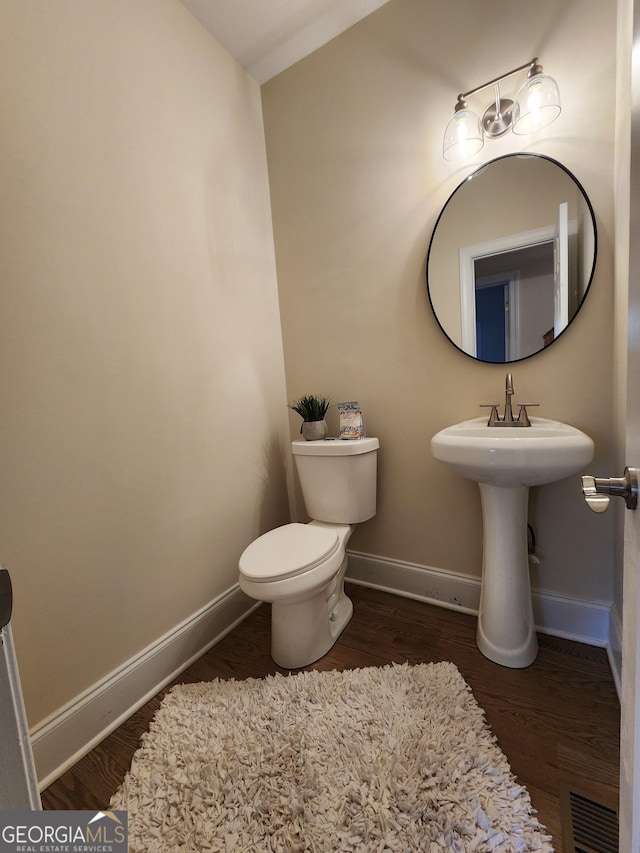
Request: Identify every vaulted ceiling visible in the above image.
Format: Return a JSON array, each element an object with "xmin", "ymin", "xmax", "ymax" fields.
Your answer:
[{"xmin": 180, "ymin": 0, "xmax": 391, "ymax": 83}]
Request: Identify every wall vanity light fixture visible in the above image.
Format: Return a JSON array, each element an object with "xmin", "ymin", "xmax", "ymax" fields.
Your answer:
[{"xmin": 442, "ymin": 58, "xmax": 561, "ymax": 162}]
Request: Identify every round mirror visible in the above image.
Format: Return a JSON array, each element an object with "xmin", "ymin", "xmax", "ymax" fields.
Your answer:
[{"xmin": 426, "ymin": 154, "xmax": 597, "ymax": 363}]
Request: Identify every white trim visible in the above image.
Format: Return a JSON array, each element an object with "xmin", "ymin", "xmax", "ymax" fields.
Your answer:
[
  {"xmin": 348, "ymin": 551, "xmax": 481, "ymax": 614},
  {"xmin": 608, "ymin": 601, "xmax": 623, "ymax": 701},
  {"xmin": 0, "ymin": 624, "xmax": 41, "ymax": 809},
  {"xmin": 32, "ymin": 559, "xmax": 616, "ymax": 791},
  {"xmin": 346, "ymin": 550, "xmax": 612, "ymax": 648},
  {"xmin": 32, "ymin": 585, "xmax": 258, "ymax": 790}
]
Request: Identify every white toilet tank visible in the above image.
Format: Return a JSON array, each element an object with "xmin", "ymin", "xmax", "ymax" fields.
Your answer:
[{"xmin": 292, "ymin": 437, "xmax": 379, "ymax": 523}]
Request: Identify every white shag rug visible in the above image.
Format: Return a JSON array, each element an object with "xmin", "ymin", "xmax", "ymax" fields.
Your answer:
[{"xmin": 110, "ymin": 662, "xmax": 554, "ymax": 853}]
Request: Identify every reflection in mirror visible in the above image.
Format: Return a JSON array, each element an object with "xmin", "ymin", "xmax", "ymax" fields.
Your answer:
[{"xmin": 427, "ymin": 154, "xmax": 597, "ymax": 363}]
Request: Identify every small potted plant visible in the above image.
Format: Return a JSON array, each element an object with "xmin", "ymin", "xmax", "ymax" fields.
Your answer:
[{"xmin": 289, "ymin": 394, "xmax": 331, "ymax": 440}]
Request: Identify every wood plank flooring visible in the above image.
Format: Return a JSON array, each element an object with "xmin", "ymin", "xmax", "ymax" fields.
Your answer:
[{"xmin": 41, "ymin": 584, "xmax": 620, "ymax": 852}]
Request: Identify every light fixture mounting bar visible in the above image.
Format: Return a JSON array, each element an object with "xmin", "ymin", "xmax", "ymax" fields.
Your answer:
[
  {"xmin": 456, "ymin": 58, "xmax": 539, "ymax": 105},
  {"xmin": 443, "ymin": 55, "xmax": 560, "ymax": 161}
]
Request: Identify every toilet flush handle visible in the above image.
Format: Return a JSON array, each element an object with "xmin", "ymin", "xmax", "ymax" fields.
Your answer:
[{"xmin": 581, "ymin": 467, "xmax": 639, "ymax": 513}]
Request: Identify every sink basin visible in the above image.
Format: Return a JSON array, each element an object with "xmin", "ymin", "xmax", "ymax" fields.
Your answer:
[
  {"xmin": 431, "ymin": 415, "xmax": 594, "ymax": 669},
  {"xmin": 431, "ymin": 416, "xmax": 594, "ymax": 487}
]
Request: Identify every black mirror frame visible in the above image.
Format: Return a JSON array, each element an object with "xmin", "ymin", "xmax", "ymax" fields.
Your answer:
[{"xmin": 426, "ymin": 153, "xmax": 598, "ymax": 364}]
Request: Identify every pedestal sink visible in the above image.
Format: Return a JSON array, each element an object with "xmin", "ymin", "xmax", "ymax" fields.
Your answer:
[{"xmin": 431, "ymin": 416, "xmax": 594, "ymax": 668}]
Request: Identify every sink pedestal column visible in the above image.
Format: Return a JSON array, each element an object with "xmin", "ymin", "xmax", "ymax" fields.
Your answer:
[{"xmin": 476, "ymin": 483, "xmax": 537, "ymax": 668}]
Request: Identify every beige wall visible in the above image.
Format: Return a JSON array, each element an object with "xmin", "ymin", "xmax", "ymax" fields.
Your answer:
[
  {"xmin": 264, "ymin": 0, "xmax": 617, "ymax": 603},
  {"xmin": 0, "ymin": 1, "xmax": 291, "ymax": 727}
]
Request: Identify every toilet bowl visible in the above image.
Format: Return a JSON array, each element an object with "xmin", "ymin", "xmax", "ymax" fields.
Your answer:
[
  {"xmin": 239, "ymin": 521, "xmax": 353, "ymax": 668},
  {"xmin": 238, "ymin": 437, "xmax": 379, "ymax": 669}
]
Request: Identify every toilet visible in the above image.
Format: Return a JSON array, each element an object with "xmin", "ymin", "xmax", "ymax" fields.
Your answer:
[{"xmin": 238, "ymin": 436, "xmax": 379, "ymax": 669}]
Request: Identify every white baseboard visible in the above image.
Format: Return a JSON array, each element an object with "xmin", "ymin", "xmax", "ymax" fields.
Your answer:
[
  {"xmin": 346, "ymin": 550, "xmax": 611, "ymax": 648},
  {"xmin": 33, "ymin": 556, "xmax": 616, "ymax": 791},
  {"xmin": 32, "ymin": 585, "xmax": 258, "ymax": 792}
]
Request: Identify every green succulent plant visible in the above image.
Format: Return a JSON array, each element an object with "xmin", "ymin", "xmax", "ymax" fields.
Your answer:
[{"xmin": 288, "ymin": 394, "xmax": 331, "ymax": 422}]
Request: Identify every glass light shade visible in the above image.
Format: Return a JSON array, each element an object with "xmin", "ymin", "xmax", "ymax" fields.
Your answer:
[
  {"xmin": 442, "ymin": 108, "xmax": 484, "ymax": 161},
  {"xmin": 512, "ymin": 73, "xmax": 561, "ymax": 135}
]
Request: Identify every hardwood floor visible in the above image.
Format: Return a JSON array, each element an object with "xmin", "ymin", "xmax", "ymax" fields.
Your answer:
[{"xmin": 41, "ymin": 584, "xmax": 620, "ymax": 852}]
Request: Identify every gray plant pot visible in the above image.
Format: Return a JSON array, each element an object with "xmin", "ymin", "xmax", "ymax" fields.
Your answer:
[{"xmin": 301, "ymin": 420, "xmax": 328, "ymax": 441}]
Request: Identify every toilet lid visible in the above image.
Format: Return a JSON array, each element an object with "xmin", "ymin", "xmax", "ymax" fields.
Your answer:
[{"xmin": 239, "ymin": 523, "xmax": 340, "ymax": 582}]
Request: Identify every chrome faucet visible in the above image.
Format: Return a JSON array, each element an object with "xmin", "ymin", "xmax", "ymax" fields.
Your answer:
[
  {"xmin": 480, "ymin": 372, "xmax": 539, "ymax": 427},
  {"xmin": 504, "ymin": 372, "xmax": 515, "ymax": 423}
]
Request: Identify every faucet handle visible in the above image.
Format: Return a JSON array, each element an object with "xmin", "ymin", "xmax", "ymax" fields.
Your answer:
[
  {"xmin": 515, "ymin": 402, "xmax": 539, "ymax": 426},
  {"xmin": 480, "ymin": 403, "xmax": 501, "ymax": 425}
]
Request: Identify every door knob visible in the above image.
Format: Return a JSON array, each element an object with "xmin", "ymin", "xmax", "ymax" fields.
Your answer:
[
  {"xmin": 0, "ymin": 568, "xmax": 12, "ymax": 629},
  {"xmin": 581, "ymin": 467, "xmax": 639, "ymax": 512}
]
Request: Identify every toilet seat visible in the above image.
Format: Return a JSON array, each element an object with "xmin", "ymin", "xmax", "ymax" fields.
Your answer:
[{"xmin": 239, "ymin": 523, "xmax": 340, "ymax": 583}]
